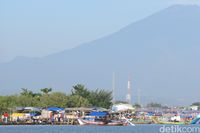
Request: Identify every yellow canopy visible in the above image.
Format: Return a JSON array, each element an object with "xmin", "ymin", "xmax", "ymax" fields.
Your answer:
[{"xmin": 11, "ymin": 113, "xmax": 25, "ymax": 117}]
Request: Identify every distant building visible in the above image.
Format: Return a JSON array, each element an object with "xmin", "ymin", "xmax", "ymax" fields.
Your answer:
[
  {"xmin": 112, "ymin": 103, "xmax": 135, "ymax": 112},
  {"xmin": 190, "ymin": 105, "xmax": 199, "ymax": 111}
]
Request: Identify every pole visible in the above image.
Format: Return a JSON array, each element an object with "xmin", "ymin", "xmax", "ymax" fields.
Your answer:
[{"xmin": 112, "ymin": 72, "xmax": 115, "ymax": 104}]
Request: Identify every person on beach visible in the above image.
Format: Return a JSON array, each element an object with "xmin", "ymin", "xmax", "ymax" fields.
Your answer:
[
  {"xmin": 50, "ymin": 112, "xmax": 54, "ymax": 125},
  {"xmin": 3, "ymin": 112, "xmax": 9, "ymax": 124},
  {"xmin": 1, "ymin": 115, "xmax": 4, "ymax": 123}
]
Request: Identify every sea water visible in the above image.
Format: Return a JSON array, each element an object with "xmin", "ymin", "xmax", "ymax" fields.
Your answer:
[{"xmin": 0, "ymin": 125, "xmax": 200, "ymax": 133}]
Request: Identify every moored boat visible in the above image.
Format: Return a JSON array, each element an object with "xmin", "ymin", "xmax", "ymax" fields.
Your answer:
[
  {"xmin": 191, "ymin": 117, "xmax": 200, "ymax": 124},
  {"xmin": 78, "ymin": 118, "xmax": 131, "ymax": 126},
  {"xmin": 77, "ymin": 118, "xmax": 106, "ymax": 125},
  {"xmin": 106, "ymin": 120, "xmax": 126, "ymax": 126},
  {"xmin": 78, "ymin": 111, "xmax": 108, "ymax": 126}
]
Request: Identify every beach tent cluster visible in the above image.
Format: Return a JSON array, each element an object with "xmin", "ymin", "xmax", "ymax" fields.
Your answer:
[{"xmin": 10, "ymin": 106, "xmax": 64, "ymax": 123}]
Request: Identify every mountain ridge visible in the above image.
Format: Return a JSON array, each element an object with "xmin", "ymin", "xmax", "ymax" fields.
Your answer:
[{"xmin": 1, "ymin": 5, "xmax": 200, "ymax": 105}]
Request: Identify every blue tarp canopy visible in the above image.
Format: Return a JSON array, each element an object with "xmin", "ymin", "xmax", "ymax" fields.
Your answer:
[
  {"xmin": 47, "ymin": 107, "xmax": 64, "ymax": 112},
  {"xmin": 147, "ymin": 112, "xmax": 154, "ymax": 116},
  {"xmin": 89, "ymin": 111, "xmax": 108, "ymax": 117}
]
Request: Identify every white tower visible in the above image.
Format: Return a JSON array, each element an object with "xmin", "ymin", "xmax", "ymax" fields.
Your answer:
[{"xmin": 126, "ymin": 78, "xmax": 131, "ymax": 104}]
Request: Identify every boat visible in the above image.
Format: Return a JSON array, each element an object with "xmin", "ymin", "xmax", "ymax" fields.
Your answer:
[
  {"xmin": 78, "ymin": 111, "xmax": 108, "ymax": 126},
  {"xmin": 191, "ymin": 117, "xmax": 200, "ymax": 124},
  {"xmin": 107, "ymin": 120, "xmax": 125, "ymax": 126},
  {"xmin": 78, "ymin": 117, "xmax": 106, "ymax": 125},
  {"xmin": 78, "ymin": 118, "xmax": 132, "ymax": 126},
  {"xmin": 151, "ymin": 115, "xmax": 186, "ymax": 125},
  {"xmin": 77, "ymin": 111, "xmax": 135, "ymax": 126}
]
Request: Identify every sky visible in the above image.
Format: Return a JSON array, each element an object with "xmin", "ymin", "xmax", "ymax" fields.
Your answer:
[{"xmin": 1, "ymin": 0, "xmax": 200, "ymax": 63}]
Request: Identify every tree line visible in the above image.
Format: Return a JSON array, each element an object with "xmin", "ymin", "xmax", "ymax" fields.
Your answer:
[{"xmin": 0, "ymin": 84, "xmax": 112, "ymax": 114}]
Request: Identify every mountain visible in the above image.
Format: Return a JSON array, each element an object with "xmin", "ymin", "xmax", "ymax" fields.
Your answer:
[{"xmin": 1, "ymin": 5, "xmax": 200, "ymax": 105}]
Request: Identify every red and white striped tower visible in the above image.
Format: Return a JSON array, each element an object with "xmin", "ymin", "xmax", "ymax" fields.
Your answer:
[{"xmin": 126, "ymin": 76, "xmax": 131, "ymax": 104}]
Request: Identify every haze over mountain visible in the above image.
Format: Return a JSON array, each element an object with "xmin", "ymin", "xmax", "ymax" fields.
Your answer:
[{"xmin": 1, "ymin": 5, "xmax": 200, "ymax": 105}]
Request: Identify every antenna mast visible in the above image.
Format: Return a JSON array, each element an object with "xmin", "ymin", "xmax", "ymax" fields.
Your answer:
[
  {"xmin": 137, "ymin": 88, "xmax": 141, "ymax": 106},
  {"xmin": 112, "ymin": 72, "xmax": 115, "ymax": 104}
]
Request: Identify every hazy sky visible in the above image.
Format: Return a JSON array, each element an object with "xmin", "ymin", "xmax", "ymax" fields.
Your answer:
[{"xmin": 0, "ymin": 0, "xmax": 199, "ymax": 63}]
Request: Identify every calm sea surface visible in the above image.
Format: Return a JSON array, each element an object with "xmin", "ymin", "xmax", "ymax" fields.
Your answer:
[{"xmin": 0, "ymin": 125, "xmax": 200, "ymax": 133}]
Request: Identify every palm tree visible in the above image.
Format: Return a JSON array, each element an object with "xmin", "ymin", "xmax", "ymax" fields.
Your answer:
[
  {"xmin": 41, "ymin": 88, "xmax": 52, "ymax": 95},
  {"xmin": 20, "ymin": 88, "xmax": 33, "ymax": 97}
]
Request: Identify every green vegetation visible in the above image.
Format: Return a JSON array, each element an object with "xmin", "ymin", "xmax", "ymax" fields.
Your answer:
[
  {"xmin": 146, "ymin": 102, "xmax": 162, "ymax": 108},
  {"xmin": 133, "ymin": 103, "xmax": 141, "ymax": 108},
  {"xmin": 0, "ymin": 84, "xmax": 113, "ymax": 114}
]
